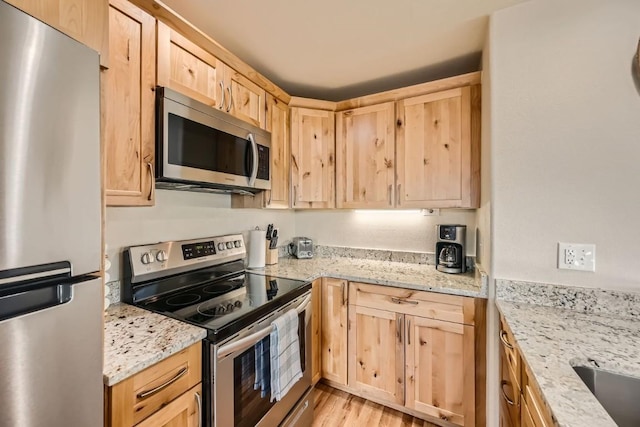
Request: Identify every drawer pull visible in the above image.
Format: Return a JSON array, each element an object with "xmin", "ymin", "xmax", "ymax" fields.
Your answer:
[
  {"xmin": 136, "ymin": 367, "xmax": 188, "ymax": 399},
  {"xmin": 391, "ymin": 297, "xmax": 418, "ymax": 305},
  {"xmin": 500, "ymin": 380, "xmax": 516, "ymax": 406},
  {"xmin": 500, "ymin": 330, "xmax": 514, "ymax": 349}
]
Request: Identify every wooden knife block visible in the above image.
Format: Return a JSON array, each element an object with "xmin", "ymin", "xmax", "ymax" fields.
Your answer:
[{"xmin": 265, "ymin": 242, "xmax": 279, "ymax": 265}]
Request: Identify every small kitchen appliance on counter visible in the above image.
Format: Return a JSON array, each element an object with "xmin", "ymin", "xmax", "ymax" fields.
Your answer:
[
  {"xmin": 123, "ymin": 234, "xmax": 313, "ymax": 427},
  {"xmin": 435, "ymin": 225, "xmax": 466, "ymax": 274},
  {"xmin": 290, "ymin": 237, "xmax": 314, "ymax": 259}
]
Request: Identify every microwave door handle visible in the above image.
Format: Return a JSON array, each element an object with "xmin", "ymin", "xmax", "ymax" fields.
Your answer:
[
  {"xmin": 248, "ymin": 133, "xmax": 258, "ymax": 187},
  {"xmin": 217, "ymin": 294, "xmax": 311, "ymax": 360}
]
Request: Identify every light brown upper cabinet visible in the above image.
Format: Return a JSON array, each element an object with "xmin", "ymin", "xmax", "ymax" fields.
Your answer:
[
  {"xmin": 290, "ymin": 107, "xmax": 336, "ymax": 209},
  {"xmin": 396, "ymin": 85, "xmax": 480, "ymax": 208},
  {"xmin": 336, "ymin": 102, "xmax": 396, "ymax": 208},
  {"xmin": 231, "ymin": 93, "xmax": 290, "ymax": 209},
  {"xmin": 157, "ymin": 22, "xmax": 265, "ymax": 129},
  {"xmin": 102, "ymin": 0, "xmax": 156, "ymax": 206},
  {"xmin": 5, "ymin": 0, "xmax": 109, "ymax": 67}
]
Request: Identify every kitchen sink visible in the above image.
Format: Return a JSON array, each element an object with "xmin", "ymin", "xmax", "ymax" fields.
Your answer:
[{"xmin": 573, "ymin": 366, "xmax": 640, "ymax": 427}]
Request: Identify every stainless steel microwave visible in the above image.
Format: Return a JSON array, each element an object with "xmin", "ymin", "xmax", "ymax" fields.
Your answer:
[{"xmin": 156, "ymin": 87, "xmax": 271, "ymax": 193}]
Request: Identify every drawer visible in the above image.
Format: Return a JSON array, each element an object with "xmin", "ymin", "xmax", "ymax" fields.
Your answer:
[
  {"xmin": 349, "ymin": 282, "xmax": 474, "ymax": 325},
  {"xmin": 523, "ymin": 366, "xmax": 553, "ymax": 427},
  {"xmin": 499, "ymin": 315, "xmax": 521, "ymax": 387},
  {"xmin": 520, "ymin": 399, "xmax": 536, "ymax": 427},
  {"xmin": 105, "ymin": 342, "xmax": 202, "ymax": 427},
  {"xmin": 500, "ymin": 345, "xmax": 521, "ymax": 427}
]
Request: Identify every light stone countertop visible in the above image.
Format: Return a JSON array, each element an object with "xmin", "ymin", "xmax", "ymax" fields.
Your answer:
[
  {"xmin": 497, "ymin": 300, "xmax": 640, "ymax": 427},
  {"xmin": 251, "ymin": 256, "xmax": 487, "ymax": 298},
  {"xmin": 103, "ymin": 303, "xmax": 207, "ymax": 386}
]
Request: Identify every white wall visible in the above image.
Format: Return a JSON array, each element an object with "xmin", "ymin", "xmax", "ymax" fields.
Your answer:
[
  {"xmin": 105, "ymin": 190, "xmax": 296, "ymax": 281},
  {"xmin": 294, "ymin": 209, "xmax": 477, "ymax": 254},
  {"xmin": 490, "ymin": 0, "xmax": 640, "ymax": 290}
]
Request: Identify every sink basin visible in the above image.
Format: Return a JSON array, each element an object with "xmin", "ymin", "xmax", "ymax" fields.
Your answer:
[{"xmin": 573, "ymin": 366, "xmax": 640, "ymax": 427}]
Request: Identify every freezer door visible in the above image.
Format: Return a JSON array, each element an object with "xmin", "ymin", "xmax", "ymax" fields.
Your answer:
[
  {"xmin": 0, "ymin": 276, "xmax": 103, "ymax": 427},
  {"xmin": 0, "ymin": 0, "xmax": 101, "ymax": 277}
]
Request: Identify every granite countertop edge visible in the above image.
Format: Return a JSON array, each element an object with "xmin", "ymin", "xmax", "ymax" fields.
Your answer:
[
  {"xmin": 103, "ymin": 303, "xmax": 208, "ymax": 387},
  {"xmin": 496, "ymin": 299, "xmax": 637, "ymax": 427}
]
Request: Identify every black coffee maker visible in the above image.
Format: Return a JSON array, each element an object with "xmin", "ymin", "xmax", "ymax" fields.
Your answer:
[{"xmin": 435, "ymin": 225, "xmax": 466, "ymax": 274}]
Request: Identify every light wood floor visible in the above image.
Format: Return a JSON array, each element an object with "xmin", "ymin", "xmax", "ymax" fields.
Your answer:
[{"xmin": 312, "ymin": 383, "xmax": 439, "ymax": 427}]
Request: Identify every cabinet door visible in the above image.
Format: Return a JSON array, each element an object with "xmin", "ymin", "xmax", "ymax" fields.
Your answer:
[
  {"xmin": 348, "ymin": 305, "xmax": 404, "ymax": 404},
  {"xmin": 103, "ymin": 0, "xmax": 156, "ymax": 206},
  {"xmin": 336, "ymin": 102, "xmax": 396, "ymax": 208},
  {"xmin": 265, "ymin": 94, "xmax": 290, "ymax": 208},
  {"xmin": 500, "ymin": 345, "xmax": 521, "ymax": 427},
  {"xmin": 320, "ymin": 278, "xmax": 348, "ymax": 385},
  {"xmin": 5, "ymin": 0, "xmax": 108, "ymax": 67},
  {"xmin": 397, "ymin": 86, "xmax": 478, "ymax": 208},
  {"xmin": 290, "ymin": 108, "xmax": 335, "ymax": 209},
  {"xmin": 405, "ymin": 316, "xmax": 475, "ymax": 427},
  {"xmin": 136, "ymin": 384, "xmax": 202, "ymax": 427},
  {"xmin": 157, "ymin": 22, "xmax": 225, "ymax": 110},
  {"xmin": 311, "ymin": 278, "xmax": 322, "ymax": 385},
  {"xmin": 225, "ymin": 68, "xmax": 266, "ymax": 128},
  {"xmin": 520, "ymin": 400, "xmax": 536, "ymax": 427}
]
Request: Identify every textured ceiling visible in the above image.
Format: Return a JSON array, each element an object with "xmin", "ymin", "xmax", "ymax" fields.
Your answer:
[{"xmin": 162, "ymin": 0, "xmax": 528, "ymax": 100}]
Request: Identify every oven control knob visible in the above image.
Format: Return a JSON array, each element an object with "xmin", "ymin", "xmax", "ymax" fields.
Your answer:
[
  {"xmin": 141, "ymin": 252, "xmax": 154, "ymax": 265},
  {"xmin": 156, "ymin": 250, "xmax": 167, "ymax": 262},
  {"xmin": 217, "ymin": 305, "xmax": 226, "ymax": 314},
  {"xmin": 234, "ymin": 240, "xmax": 242, "ymax": 248},
  {"xmin": 234, "ymin": 300, "xmax": 242, "ymax": 308},
  {"xmin": 226, "ymin": 242, "xmax": 233, "ymax": 249},
  {"xmin": 226, "ymin": 303, "xmax": 235, "ymax": 312},
  {"xmin": 217, "ymin": 242, "xmax": 225, "ymax": 251}
]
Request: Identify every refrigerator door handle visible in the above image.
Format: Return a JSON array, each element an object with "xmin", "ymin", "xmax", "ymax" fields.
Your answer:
[{"xmin": 0, "ymin": 282, "xmax": 72, "ymax": 322}]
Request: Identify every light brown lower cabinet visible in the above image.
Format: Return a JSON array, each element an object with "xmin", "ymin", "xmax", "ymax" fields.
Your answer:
[
  {"xmin": 499, "ymin": 313, "xmax": 554, "ymax": 427},
  {"xmin": 104, "ymin": 342, "xmax": 202, "ymax": 427},
  {"xmin": 334, "ymin": 282, "xmax": 485, "ymax": 427},
  {"xmin": 311, "ymin": 278, "xmax": 322, "ymax": 385}
]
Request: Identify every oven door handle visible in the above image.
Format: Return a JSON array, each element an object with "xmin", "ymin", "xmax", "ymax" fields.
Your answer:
[
  {"xmin": 216, "ymin": 294, "xmax": 311, "ymax": 360},
  {"xmin": 248, "ymin": 133, "xmax": 258, "ymax": 187}
]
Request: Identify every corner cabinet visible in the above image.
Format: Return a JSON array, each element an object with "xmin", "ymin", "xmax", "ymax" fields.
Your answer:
[
  {"xmin": 336, "ymin": 102, "xmax": 396, "ymax": 208},
  {"xmin": 396, "ymin": 85, "xmax": 480, "ymax": 208},
  {"xmin": 320, "ymin": 278, "xmax": 348, "ymax": 385},
  {"xmin": 290, "ymin": 108, "xmax": 336, "ymax": 209},
  {"xmin": 102, "ymin": 0, "xmax": 156, "ymax": 206},
  {"xmin": 157, "ymin": 22, "xmax": 265, "ymax": 129}
]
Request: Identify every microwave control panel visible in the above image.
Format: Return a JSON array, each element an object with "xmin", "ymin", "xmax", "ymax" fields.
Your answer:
[{"xmin": 257, "ymin": 145, "xmax": 270, "ymax": 180}]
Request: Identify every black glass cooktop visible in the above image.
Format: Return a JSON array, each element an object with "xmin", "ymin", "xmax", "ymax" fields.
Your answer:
[{"xmin": 136, "ymin": 268, "xmax": 310, "ymax": 342}]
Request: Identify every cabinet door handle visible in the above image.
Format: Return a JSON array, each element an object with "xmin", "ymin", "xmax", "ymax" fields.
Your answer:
[
  {"xmin": 391, "ymin": 297, "xmax": 418, "ymax": 305},
  {"xmin": 293, "ymin": 186, "xmax": 297, "ymax": 206},
  {"xmin": 226, "ymin": 86, "xmax": 232, "ymax": 112},
  {"xmin": 136, "ymin": 367, "xmax": 188, "ymax": 399},
  {"xmin": 500, "ymin": 330, "xmax": 514, "ymax": 350},
  {"xmin": 407, "ymin": 319, "xmax": 411, "ymax": 345},
  {"xmin": 397, "ymin": 183, "xmax": 401, "ymax": 205},
  {"xmin": 218, "ymin": 82, "xmax": 225, "ymax": 109},
  {"xmin": 500, "ymin": 380, "xmax": 516, "ymax": 406},
  {"xmin": 388, "ymin": 184, "xmax": 392, "ymax": 206},
  {"xmin": 195, "ymin": 391, "xmax": 202, "ymax": 427},
  {"xmin": 397, "ymin": 315, "xmax": 402, "ymax": 344},
  {"xmin": 147, "ymin": 162, "xmax": 155, "ymax": 201},
  {"xmin": 341, "ymin": 282, "xmax": 347, "ymax": 306}
]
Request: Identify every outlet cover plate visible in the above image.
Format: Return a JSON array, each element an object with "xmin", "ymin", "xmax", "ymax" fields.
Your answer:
[{"xmin": 558, "ymin": 242, "xmax": 596, "ymax": 271}]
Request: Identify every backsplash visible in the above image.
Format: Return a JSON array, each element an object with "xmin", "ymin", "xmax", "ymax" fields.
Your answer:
[{"xmin": 496, "ymin": 279, "xmax": 640, "ymax": 320}]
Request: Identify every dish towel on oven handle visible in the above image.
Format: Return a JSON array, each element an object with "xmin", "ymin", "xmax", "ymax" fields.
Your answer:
[
  {"xmin": 254, "ymin": 336, "xmax": 270, "ymax": 398},
  {"xmin": 270, "ymin": 308, "xmax": 302, "ymax": 402}
]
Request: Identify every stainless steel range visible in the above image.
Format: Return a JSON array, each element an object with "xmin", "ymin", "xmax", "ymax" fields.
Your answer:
[{"xmin": 123, "ymin": 234, "xmax": 313, "ymax": 427}]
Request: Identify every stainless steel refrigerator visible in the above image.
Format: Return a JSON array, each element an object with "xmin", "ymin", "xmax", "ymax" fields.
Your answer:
[{"xmin": 0, "ymin": 1, "xmax": 103, "ymax": 426}]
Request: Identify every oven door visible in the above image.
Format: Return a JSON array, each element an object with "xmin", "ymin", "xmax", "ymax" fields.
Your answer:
[
  {"xmin": 212, "ymin": 291, "xmax": 312, "ymax": 427},
  {"xmin": 157, "ymin": 88, "xmax": 271, "ymax": 190}
]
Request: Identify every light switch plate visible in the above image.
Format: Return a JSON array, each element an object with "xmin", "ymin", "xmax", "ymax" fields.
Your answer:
[{"xmin": 558, "ymin": 242, "xmax": 596, "ymax": 271}]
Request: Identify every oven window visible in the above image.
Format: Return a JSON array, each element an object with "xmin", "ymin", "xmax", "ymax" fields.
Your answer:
[
  {"xmin": 168, "ymin": 114, "xmax": 252, "ymax": 177},
  {"xmin": 232, "ymin": 312, "xmax": 306, "ymax": 426}
]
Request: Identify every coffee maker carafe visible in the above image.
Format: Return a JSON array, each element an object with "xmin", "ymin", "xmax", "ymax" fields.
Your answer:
[{"xmin": 435, "ymin": 225, "xmax": 466, "ymax": 274}]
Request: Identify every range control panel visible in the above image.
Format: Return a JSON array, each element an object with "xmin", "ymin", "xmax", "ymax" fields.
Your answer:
[{"xmin": 128, "ymin": 234, "xmax": 246, "ymax": 282}]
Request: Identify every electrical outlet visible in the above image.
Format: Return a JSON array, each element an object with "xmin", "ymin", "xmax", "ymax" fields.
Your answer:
[
  {"xmin": 558, "ymin": 243, "xmax": 596, "ymax": 271},
  {"xmin": 421, "ymin": 208, "xmax": 440, "ymax": 216}
]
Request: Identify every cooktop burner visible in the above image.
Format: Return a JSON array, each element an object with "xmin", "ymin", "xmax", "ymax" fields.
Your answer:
[{"xmin": 165, "ymin": 294, "xmax": 201, "ymax": 307}]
